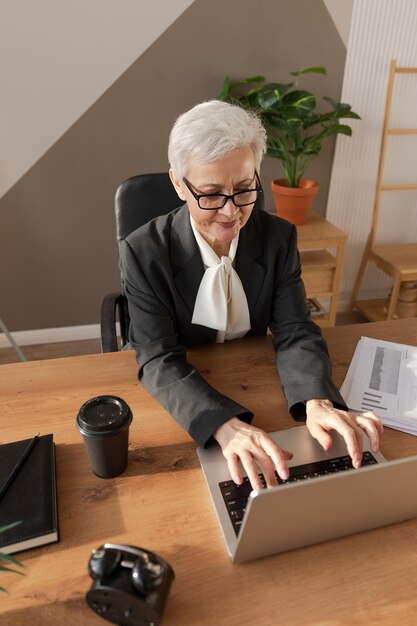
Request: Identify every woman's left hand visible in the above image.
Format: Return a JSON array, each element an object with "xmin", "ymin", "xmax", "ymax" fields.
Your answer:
[{"xmin": 306, "ymin": 399, "xmax": 384, "ymax": 468}]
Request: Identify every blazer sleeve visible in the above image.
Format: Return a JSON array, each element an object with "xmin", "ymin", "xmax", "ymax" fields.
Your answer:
[
  {"xmin": 119, "ymin": 239, "xmax": 253, "ymax": 447},
  {"xmin": 269, "ymin": 225, "xmax": 347, "ymax": 420}
]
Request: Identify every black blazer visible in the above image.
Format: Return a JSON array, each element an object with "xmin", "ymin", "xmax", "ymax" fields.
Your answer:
[{"xmin": 119, "ymin": 205, "xmax": 346, "ymax": 447}]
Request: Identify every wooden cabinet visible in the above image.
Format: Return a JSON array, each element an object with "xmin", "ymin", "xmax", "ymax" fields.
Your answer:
[{"xmin": 296, "ymin": 211, "xmax": 347, "ymax": 327}]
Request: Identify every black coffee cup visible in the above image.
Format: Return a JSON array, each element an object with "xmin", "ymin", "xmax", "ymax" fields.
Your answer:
[{"xmin": 76, "ymin": 396, "xmax": 133, "ymax": 478}]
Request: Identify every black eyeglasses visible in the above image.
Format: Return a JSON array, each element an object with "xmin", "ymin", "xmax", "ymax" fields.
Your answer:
[{"xmin": 183, "ymin": 171, "xmax": 263, "ymax": 210}]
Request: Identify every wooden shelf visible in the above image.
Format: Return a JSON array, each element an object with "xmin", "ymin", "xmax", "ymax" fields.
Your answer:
[
  {"xmin": 300, "ymin": 250, "xmax": 337, "ymax": 294},
  {"xmin": 354, "ymin": 299, "xmax": 389, "ymax": 322},
  {"xmin": 297, "ymin": 212, "xmax": 347, "ymax": 327},
  {"xmin": 311, "ymin": 314, "xmax": 331, "ymax": 328}
]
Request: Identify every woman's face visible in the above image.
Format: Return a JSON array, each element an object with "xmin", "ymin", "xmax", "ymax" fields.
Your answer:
[{"xmin": 170, "ymin": 146, "xmax": 258, "ymax": 254}]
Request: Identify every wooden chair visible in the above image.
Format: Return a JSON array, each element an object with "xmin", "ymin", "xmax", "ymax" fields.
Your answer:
[{"xmin": 349, "ymin": 60, "xmax": 417, "ymax": 321}]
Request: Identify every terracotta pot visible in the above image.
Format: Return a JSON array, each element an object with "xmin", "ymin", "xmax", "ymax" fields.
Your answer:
[{"xmin": 271, "ymin": 178, "xmax": 319, "ymax": 225}]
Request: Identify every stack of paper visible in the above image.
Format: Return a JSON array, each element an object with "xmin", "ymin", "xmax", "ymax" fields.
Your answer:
[{"xmin": 340, "ymin": 336, "xmax": 417, "ymax": 435}]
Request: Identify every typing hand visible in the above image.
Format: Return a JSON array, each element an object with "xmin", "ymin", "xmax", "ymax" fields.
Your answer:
[
  {"xmin": 306, "ymin": 399, "xmax": 383, "ymax": 468},
  {"xmin": 213, "ymin": 417, "xmax": 293, "ymax": 491}
]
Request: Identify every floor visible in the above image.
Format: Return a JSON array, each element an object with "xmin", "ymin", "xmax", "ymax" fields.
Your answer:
[{"xmin": 0, "ymin": 311, "xmax": 369, "ymax": 366}]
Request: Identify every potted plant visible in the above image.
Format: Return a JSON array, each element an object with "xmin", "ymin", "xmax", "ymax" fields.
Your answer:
[{"xmin": 219, "ymin": 67, "xmax": 360, "ymax": 224}]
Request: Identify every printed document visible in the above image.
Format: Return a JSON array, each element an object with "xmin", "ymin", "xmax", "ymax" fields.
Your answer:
[{"xmin": 340, "ymin": 337, "xmax": 417, "ymax": 435}]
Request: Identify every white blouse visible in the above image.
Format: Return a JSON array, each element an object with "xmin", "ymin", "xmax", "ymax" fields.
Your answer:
[{"xmin": 190, "ymin": 216, "xmax": 251, "ymax": 343}]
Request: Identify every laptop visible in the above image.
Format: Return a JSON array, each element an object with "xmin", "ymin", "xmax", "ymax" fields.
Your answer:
[{"xmin": 197, "ymin": 425, "xmax": 417, "ymax": 563}]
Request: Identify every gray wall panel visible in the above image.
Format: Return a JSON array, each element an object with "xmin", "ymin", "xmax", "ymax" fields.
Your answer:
[{"xmin": 0, "ymin": 0, "xmax": 346, "ymax": 331}]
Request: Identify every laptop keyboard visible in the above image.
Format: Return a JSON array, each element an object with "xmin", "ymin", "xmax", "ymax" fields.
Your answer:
[{"xmin": 219, "ymin": 451, "xmax": 378, "ymax": 536}]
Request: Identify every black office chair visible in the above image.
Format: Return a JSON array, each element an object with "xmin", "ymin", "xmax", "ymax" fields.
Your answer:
[
  {"xmin": 100, "ymin": 171, "xmax": 265, "ymax": 352},
  {"xmin": 100, "ymin": 173, "xmax": 181, "ymax": 352}
]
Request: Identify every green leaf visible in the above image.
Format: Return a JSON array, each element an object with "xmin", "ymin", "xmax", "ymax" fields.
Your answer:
[
  {"xmin": 240, "ymin": 82, "xmax": 293, "ymax": 109},
  {"xmin": 0, "ymin": 522, "xmax": 22, "ymax": 534},
  {"xmin": 322, "ymin": 96, "xmax": 361, "ymax": 118},
  {"xmin": 230, "ymin": 80, "xmax": 295, "ymax": 111},
  {"xmin": 261, "ymin": 110, "xmax": 284, "ymax": 126},
  {"xmin": 303, "ymin": 110, "xmax": 360, "ymax": 129},
  {"xmin": 330, "ymin": 110, "xmax": 361, "ymax": 120},
  {"xmin": 323, "ymin": 95, "xmax": 345, "ymax": 110},
  {"xmin": 231, "ymin": 75, "xmax": 265, "ymax": 86},
  {"xmin": 219, "ymin": 75, "xmax": 266, "ymax": 101},
  {"xmin": 260, "ymin": 81, "xmax": 294, "ymax": 98},
  {"xmin": 302, "ymin": 124, "xmax": 353, "ymax": 154},
  {"xmin": 283, "ymin": 117, "xmax": 303, "ymax": 129},
  {"xmin": 302, "ymin": 112, "xmax": 329, "ymax": 128},
  {"xmin": 0, "ymin": 521, "xmax": 25, "ymax": 596},
  {"xmin": 282, "ymin": 90, "xmax": 316, "ymax": 113},
  {"xmin": 267, "ymin": 146, "xmax": 284, "ymax": 160},
  {"xmin": 290, "ymin": 66, "xmax": 327, "ymax": 77},
  {"xmin": 332, "ymin": 124, "xmax": 353, "ymax": 136},
  {"xmin": 266, "ymin": 136, "xmax": 287, "ymax": 160},
  {"xmin": 257, "ymin": 88, "xmax": 281, "ymax": 108},
  {"xmin": 0, "ymin": 565, "xmax": 25, "ymax": 576},
  {"xmin": 267, "ymin": 143, "xmax": 285, "ymax": 157},
  {"xmin": 238, "ymin": 92, "xmax": 263, "ymax": 109},
  {"xmin": 218, "ymin": 76, "xmax": 231, "ymax": 101},
  {"xmin": 0, "ymin": 552, "xmax": 24, "ymax": 568}
]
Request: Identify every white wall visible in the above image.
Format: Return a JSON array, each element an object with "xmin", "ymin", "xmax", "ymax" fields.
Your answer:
[
  {"xmin": 327, "ymin": 0, "xmax": 417, "ymax": 300},
  {"xmin": 0, "ymin": 0, "xmax": 194, "ymax": 199}
]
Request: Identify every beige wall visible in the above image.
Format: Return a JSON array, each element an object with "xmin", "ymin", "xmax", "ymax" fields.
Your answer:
[
  {"xmin": 0, "ymin": 0, "xmax": 346, "ymax": 332},
  {"xmin": 0, "ymin": 0, "xmax": 194, "ymax": 198},
  {"xmin": 323, "ymin": 0, "xmax": 354, "ymax": 46}
]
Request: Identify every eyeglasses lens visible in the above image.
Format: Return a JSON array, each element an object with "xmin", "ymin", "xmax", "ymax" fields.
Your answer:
[{"xmin": 199, "ymin": 190, "xmax": 259, "ymax": 210}]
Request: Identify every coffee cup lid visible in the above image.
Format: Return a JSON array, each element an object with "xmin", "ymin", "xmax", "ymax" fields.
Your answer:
[{"xmin": 77, "ymin": 396, "xmax": 132, "ymax": 436}]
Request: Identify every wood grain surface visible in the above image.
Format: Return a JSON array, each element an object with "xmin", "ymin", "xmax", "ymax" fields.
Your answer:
[{"xmin": 1, "ymin": 319, "xmax": 417, "ymax": 625}]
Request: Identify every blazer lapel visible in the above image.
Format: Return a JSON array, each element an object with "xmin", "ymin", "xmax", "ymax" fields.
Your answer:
[
  {"xmin": 170, "ymin": 205, "xmax": 202, "ymax": 311},
  {"xmin": 236, "ymin": 212, "xmax": 266, "ymax": 314},
  {"xmin": 170, "ymin": 206, "xmax": 217, "ymax": 341}
]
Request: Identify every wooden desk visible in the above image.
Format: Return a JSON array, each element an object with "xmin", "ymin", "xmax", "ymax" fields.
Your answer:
[
  {"xmin": 297, "ymin": 211, "xmax": 347, "ymax": 328},
  {"xmin": 1, "ymin": 319, "xmax": 417, "ymax": 625}
]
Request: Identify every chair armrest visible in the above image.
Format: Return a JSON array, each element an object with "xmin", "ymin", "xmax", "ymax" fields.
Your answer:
[{"xmin": 100, "ymin": 292, "xmax": 128, "ymax": 353}]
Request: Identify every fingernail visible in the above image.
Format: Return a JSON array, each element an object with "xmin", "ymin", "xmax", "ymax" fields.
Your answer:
[
  {"xmin": 372, "ymin": 442, "xmax": 379, "ymax": 453},
  {"xmin": 354, "ymin": 454, "xmax": 361, "ymax": 468},
  {"xmin": 279, "ymin": 468, "xmax": 289, "ymax": 481},
  {"xmin": 234, "ymin": 476, "xmax": 242, "ymax": 485}
]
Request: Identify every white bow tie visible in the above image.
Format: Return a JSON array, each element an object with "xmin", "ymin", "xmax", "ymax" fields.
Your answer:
[{"xmin": 190, "ymin": 218, "xmax": 251, "ymax": 341}]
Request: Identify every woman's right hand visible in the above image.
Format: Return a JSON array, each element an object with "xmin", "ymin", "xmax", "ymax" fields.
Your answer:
[{"xmin": 213, "ymin": 417, "xmax": 293, "ymax": 491}]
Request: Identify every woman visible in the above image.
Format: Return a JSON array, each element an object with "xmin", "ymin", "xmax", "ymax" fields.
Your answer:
[{"xmin": 120, "ymin": 100, "xmax": 382, "ymax": 490}]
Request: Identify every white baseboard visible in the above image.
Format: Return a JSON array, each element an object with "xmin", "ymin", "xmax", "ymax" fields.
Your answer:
[
  {"xmin": 336, "ymin": 288, "xmax": 389, "ymax": 313},
  {"xmin": 1, "ymin": 288, "xmax": 390, "ymax": 350},
  {"xmin": 0, "ymin": 324, "xmax": 103, "ymax": 348}
]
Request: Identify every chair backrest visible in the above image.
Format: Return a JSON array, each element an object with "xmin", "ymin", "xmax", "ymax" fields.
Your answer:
[
  {"xmin": 114, "ymin": 173, "xmax": 181, "ymax": 346},
  {"xmin": 115, "ymin": 172, "xmax": 182, "ymax": 242}
]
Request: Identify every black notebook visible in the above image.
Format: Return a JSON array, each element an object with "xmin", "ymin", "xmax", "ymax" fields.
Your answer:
[{"xmin": 0, "ymin": 434, "xmax": 58, "ymax": 554}]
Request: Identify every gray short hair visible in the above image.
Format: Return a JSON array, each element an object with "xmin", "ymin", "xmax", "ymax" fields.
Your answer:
[{"xmin": 168, "ymin": 100, "xmax": 267, "ymax": 180}]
